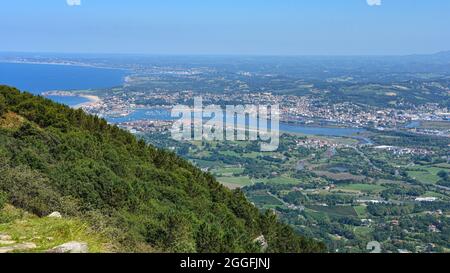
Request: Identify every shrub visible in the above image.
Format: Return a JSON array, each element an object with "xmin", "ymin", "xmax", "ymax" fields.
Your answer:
[
  {"xmin": 0, "ymin": 95, "xmax": 6, "ymax": 116},
  {"xmin": 0, "ymin": 191, "xmax": 7, "ymax": 210}
]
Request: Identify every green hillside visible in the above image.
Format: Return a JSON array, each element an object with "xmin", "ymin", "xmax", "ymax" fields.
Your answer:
[{"xmin": 0, "ymin": 85, "xmax": 325, "ymax": 253}]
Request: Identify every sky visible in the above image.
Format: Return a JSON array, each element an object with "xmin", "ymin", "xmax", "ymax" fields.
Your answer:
[{"xmin": 0, "ymin": 0, "xmax": 449, "ymax": 55}]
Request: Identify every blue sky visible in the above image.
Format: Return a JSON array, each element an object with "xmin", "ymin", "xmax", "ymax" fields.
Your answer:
[{"xmin": 1, "ymin": 0, "xmax": 449, "ymax": 55}]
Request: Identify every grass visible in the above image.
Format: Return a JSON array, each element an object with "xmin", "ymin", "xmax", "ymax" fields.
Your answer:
[
  {"xmin": 354, "ymin": 205, "xmax": 369, "ymax": 218},
  {"xmin": 307, "ymin": 205, "xmax": 358, "ymax": 217},
  {"xmin": 212, "ymin": 167, "xmax": 245, "ymax": 176},
  {"xmin": 242, "ymin": 152, "xmax": 263, "ymax": 159},
  {"xmin": 423, "ymin": 191, "xmax": 449, "ymax": 200},
  {"xmin": 407, "ymin": 166, "xmax": 447, "ymax": 184},
  {"xmin": 219, "ymin": 150, "xmax": 241, "ymax": 157},
  {"xmin": 407, "ymin": 171, "xmax": 438, "ymax": 184},
  {"xmin": 434, "ymin": 163, "xmax": 450, "ymax": 170},
  {"xmin": 314, "ymin": 171, "xmax": 366, "ymax": 182},
  {"xmin": 354, "ymin": 226, "xmax": 373, "ymax": 237},
  {"xmin": 255, "ymin": 176, "xmax": 300, "ymax": 185},
  {"xmin": 247, "ymin": 191, "xmax": 284, "ymax": 207},
  {"xmin": 338, "ymin": 184, "xmax": 386, "ymax": 193},
  {"xmin": 303, "ymin": 209, "xmax": 329, "ymax": 221},
  {"xmin": 0, "ymin": 205, "xmax": 111, "ymax": 253},
  {"xmin": 217, "ymin": 176, "xmax": 253, "ymax": 188},
  {"xmin": 191, "ymin": 159, "xmax": 221, "ymax": 169}
]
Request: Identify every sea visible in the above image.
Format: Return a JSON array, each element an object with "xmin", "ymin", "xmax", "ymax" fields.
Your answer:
[{"xmin": 0, "ymin": 62, "xmax": 127, "ymax": 106}]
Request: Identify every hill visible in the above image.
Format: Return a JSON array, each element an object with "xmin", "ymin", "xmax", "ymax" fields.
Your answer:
[{"xmin": 0, "ymin": 85, "xmax": 325, "ymax": 253}]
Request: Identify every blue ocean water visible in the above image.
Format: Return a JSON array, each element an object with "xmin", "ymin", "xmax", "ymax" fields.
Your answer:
[
  {"xmin": 45, "ymin": 95, "xmax": 90, "ymax": 107},
  {"xmin": 0, "ymin": 62, "xmax": 127, "ymax": 95}
]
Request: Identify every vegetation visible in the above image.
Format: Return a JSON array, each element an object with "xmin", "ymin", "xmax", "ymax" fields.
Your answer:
[
  {"xmin": 0, "ymin": 205, "xmax": 109, "ymax": 253},
  {"xmin": 0, "ymin": 85, "xmax": 325, "ymax": 253},
  {"xmin": 142, "ymin": 125, "xmax": 450, "ymax": 253}
]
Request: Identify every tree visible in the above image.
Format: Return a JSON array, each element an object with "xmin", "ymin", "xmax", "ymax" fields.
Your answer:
[
  {"xmin": 0, "ymin": 95, "xmax": 6, "ymax": 116},
  {"xmin": 437, "ymin": 170, "xmax": 449, "ymax": 181}
]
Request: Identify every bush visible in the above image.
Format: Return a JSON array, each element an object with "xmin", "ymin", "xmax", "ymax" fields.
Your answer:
[
  {"xmin": 0, "ymin": 191, "xmax": 7, "ymax": 210},
  {"xmin": 0, "ymin": 166, "xmax": 62, "ymax": 216},
  {"xmin": 0, "ymin": 95, "xmax": 6, "ymax": 116}
]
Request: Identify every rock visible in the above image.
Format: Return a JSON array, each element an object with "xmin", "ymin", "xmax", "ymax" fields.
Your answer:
[
  {"xmin": 0, "ymin": 240, "xmax": 16, "ymax": 245},
  {"xmin": 0, "ymin": 234, "xmax": 15, "ymax": 245},
  {"xmin": 47, "ymin": 212, "xmax": 62, "ymax": 218},
  {"xmin": 253, "ymin": 235, "xmax": 269, "ymax": 252},
  {"xmin": 47, "ymin": 242, "xmax": 88, "ymax": 253},
  {"xmin": 0, "ymin": 234, "xmax": 12, "ymax": 241},
  {"xmin": 0, "ymin": 243, "xmax": 37, "ymax": 253}
]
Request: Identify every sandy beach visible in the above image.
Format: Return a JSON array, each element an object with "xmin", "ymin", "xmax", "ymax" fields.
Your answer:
[{"xmin": 73, "ymin": 95, "xmax": 101, "ymax": 109}]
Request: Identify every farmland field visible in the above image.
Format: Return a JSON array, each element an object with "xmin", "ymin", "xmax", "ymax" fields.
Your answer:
[
  {"xmin": 247, "ymin": 191, "xmax": 284, "ymax": 207},
  {"xmin": 338, "ymin": 184, "xmax": 386, "ymax": 193},
  {"xmin": 407, "ymin": 166, "xmax": 448, "ymax": 184},
  {"xmin": 217, "ymin": 176, "xmax": 253, "ymax": 188},
  {"xmin": 307, "ymin": 205, "xmax": 358, "ymax": 217},
  {"xmin": 255, "ymin": 176, "xmax": 300, "ymax": 185}
]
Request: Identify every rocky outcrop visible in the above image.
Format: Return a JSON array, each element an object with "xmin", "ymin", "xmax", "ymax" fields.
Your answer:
[
  {"xmin": 0, "ymin": 242, "xmax": 37, "ymax": 253},
  {"xmin": 253, "ymin": 235, "xmax": 269, "ymax": 252},
  {"xmin": 0, "ymin": 234, "xmax": 15, "ymax": 245},
  {"xmin": 46, "ymin": 241, "xmax": 88, "ymax": 253},
  {"xmin": 47, "ymin": 212, "xmax": 62, "ymax": 219}
]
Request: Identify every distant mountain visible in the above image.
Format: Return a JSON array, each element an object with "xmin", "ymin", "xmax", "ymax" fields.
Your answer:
[
  {"xmin": 402, "ymin": 50, "xmax": 450, "ymax": 63},
  {"xmin": 433, "ymin": 50, "xmax": 450, "ymax": 56},
  {"xmin": 0, "ymin": 85, "xmax": 325, "ymax": 253}
]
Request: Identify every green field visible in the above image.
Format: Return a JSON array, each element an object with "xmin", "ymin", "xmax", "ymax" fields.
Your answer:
[
  {"xmin": 255, "ymin": 176, "xmax": 300, "ymax": 185},
  {"xmin": 307, "ymin": 205, "xmax": 358, "ymax": 217},
  {"xmin": 211, "ymin": 167, "xmax": 245, "ymax": 176},
  {"xmin": 217, "ymin": 176, "xmax": 253, "ymax": 188},
  {"xmin": 242, "ymin": 152, "xmax": 263, "ymax": 159},
  {"xmin": 423, "ymin": 191, "xmax": 449, "ymax": 200},
  {"xmin": 314, "ymin": 171, "xmax": 367, "ymax": 182},
  {"xmin": 354, "ymin": 205, "xmax": 368, "ymax": 218},
  {"xmin": 247, "ymin": 191, "xmax": 284, "ymax": 207},
  {"xmin": 219, "ymin": 150, "xmax": 241, "ymax": 157},
  {"xmin": 407, "ymin": 166, "xmax": 447, "ymax": 184},
  {"xmin": 354, "ymin": 226, "xmax": 374, "ymax": 237},
  {"xmin": 338, "ymin": 183, "xmax": 386, "ymax": 193},
  {"xmin": 192, "ymin": 159, "xmax": 222, "ymax": 168},
  {"xmin": 435, "ymin": 163, "xmax": 450, "ymax": 169}
]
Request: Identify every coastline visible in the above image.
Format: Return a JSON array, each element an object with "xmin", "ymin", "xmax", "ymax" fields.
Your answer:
[
  {"xmin": 0, "ymin": 60, "xmax": 129, "ymax": 72},
  {"xmin": 41, "ymin": 90, "xmax": 102, "ymax": 109},
  {"xmin": 73, "ymin": 95, "xmax": 101, "ymax": 109}
]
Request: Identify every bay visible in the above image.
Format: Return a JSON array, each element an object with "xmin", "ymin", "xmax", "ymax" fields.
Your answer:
[{"xmin": 0, "ymin": 62, "xmax": 127, "ymax": 95}]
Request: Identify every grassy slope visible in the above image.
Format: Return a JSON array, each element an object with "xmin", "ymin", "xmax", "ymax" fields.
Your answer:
[{"xmin": 0, "ymin": 205, "xmax": 110, "ymax": 253}]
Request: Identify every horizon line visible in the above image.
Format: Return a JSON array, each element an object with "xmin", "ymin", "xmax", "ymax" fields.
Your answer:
[{"xmin": 1, "ymin": 50, "xmax": 449, "ymax": 58}]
